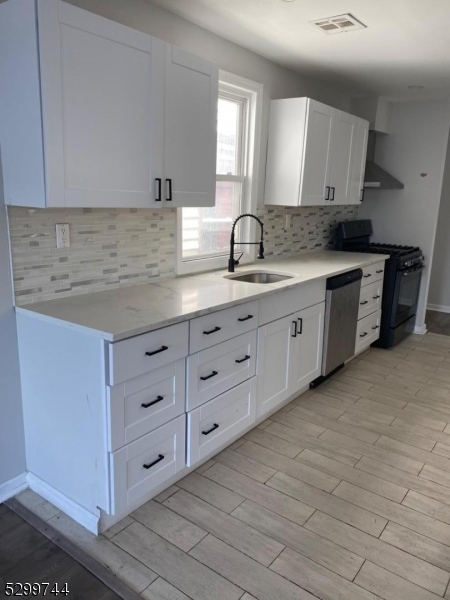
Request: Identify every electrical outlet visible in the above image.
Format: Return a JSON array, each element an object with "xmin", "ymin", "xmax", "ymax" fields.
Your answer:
[{"xmin": 56, "ymin": 223, "xmax": 70, "ymax": 249}]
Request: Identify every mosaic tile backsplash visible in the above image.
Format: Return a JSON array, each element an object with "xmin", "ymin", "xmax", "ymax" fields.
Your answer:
[{"xmin": 8, "ymin": 204, "xmax": 358, "ymax": 306}]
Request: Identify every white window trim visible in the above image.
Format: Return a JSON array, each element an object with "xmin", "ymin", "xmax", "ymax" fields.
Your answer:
[{"xmin": 176, "ymin": 71, "xmax": 263, "ymax": 276}]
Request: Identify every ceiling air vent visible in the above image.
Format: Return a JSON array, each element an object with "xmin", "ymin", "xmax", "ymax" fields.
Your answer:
[{"xmin": 309, "ymin": 14, "xmax": 367, "ymax": 35}]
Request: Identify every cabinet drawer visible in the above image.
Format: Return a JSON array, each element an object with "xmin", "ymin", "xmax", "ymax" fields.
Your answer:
[
  {"xmin": 355, "ymin": 310, "xmax": 381, "ymax": 355},
  {"xmin": 358, "ymin": 279, "xmax": 383, "ymax": 320},
  {"xmin": 107, "ymin": 359, "xmax": 186, "ymax": 451},
  {"xmin": 361, "ymin": 261, "xmax": 386, "ymax": 287},
  {"xmin": 187, "ymin": 330, "xmax": 257, "ymax": 411},
  {"xmin": 108, "ymin": 321, "xmax": 189, "ymax": 385},
  {"xmin": 186, "ymin": 378, "xmax": 257, "ymax": 467},
  {"xmin": 259, "ymin": 280, "xmax": 326, "ymax": 326},
  {"xmin": 189, "ymin": 301, "xmax": 259, "ymax": 354},
  {"xmin": 109, "ymin": 415, "xmax": 185, "ymax": 515}
]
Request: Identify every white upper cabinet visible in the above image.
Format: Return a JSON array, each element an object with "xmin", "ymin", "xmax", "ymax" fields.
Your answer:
[
  {"xmin": 0, "ymin": 0, "xmax": 218, "ymax": 208},
  {"xmin": 163, "ymin": 47, "xmax": 218, "ymax": 207},
  {"xmin": 349, "ymin": 118, "xmax": 370, "ymax": 205},
  {"xmin": 264, "ymin": 97, "xmax": 369, "ymax": 207},
  {"xmin": 328, "ymin": 111, "xmax": 356, "ymax": 205}
]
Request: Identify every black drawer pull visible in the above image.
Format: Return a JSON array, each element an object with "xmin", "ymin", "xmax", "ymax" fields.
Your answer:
[
  {"xmin": 200, "ymin": 370, "xmax": 218, "ymax": 381},
  {"xmin": 376, "ymin": 269, "xmax": 384, "ymax": 274},
  {"xmin": 325, "ymin": 186, "xmax": 330, "ymax": 201},
  {"xmin": 141, "ymin": 395, "xmax": 164, "ymax": 409},
  {"xmin": 236, "ymin": 355, "xmax": 250, "ymax": 364},
  {"xmin": 373, "ymin": 295, "xmax": 381, "ymax": 299},
  {"xmin": 372, "ymin": 325, "xmax": 380, "ymax": 330},
  {"xmin": 297, "ymin": 317, "xmax": 303, "ymax": 334},
  {"xmin": 363, "ymin": 274, "xmax": 372, "ymax": 278},
  {"xmin": 292, "ymin": 321, "xmax": 297, "ymax": 338},
  {"xmin": 360, "ymin": 300, "xmax": 369, "ymax": 305},
  {"xmin": 202, "ymin": 423, "xmax": 219, "ymax": 436},
  {"xmin": 166, "ymin": 178, "xmax": 172, "ymax": 201},
  {"xmin": 203, "ymin": 326, "xmax": 221, "ymax": 335},
  {"xmin": 155, "ymin": 178, "xmax": 162, "ymax": 201},
  {"xmin": 238, "ymin": 315, "xmax": 254, "ymax": 322},
  {"xmin": 143, "ymin": 454, "xmax": 164, "ymax": 470},
  {"xmin": 360, "ymin": 332, "xmax": 368, "ymax": 338},
  {"xmin": 146, "ymin": 345, "xmax": 168, "ymax": 357}
]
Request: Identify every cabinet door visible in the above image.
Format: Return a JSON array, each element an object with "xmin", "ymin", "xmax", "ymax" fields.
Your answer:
[
  {"xmin": 163, "ymin": 45, "xmax": 218, "ymax": 207},
  {"xmin": 349, "ymin": 118, "xmax": 369, "ymax": 204},
  {"xmin": 256, "ymin": 315, "xmax": 296, "ymax": 417},
  {"xmin": 328, "ymin": 111, "xmax": 357, "ymax": 205},
  {"xmin": 38, "ymin": 0, "xmax": 164, "ymax": 208},
  {"xmin": 299, "ymin": 100, "xmax": 334, "ymax": 206},
  {"xmin": 291, "ymin": 302, "xmax": 325, "ymax": 394}
]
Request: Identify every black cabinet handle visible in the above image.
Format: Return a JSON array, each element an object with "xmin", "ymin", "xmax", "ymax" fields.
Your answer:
[
  {"xmin": 360, "ymin": 332, "xmax": 368, "ymax": 338},
  {"xmin": 373, "ymin": 295, "xmax": 381, "ymax": 299},
  {"xmin": 297, "ymin": 317, "xmax": 303, "ymax": 334},
  {"xmin": 146, "ymin": 345, "xmax": 168, "ymax": 357},
  {"xmin": 166, "ymin": 178, "xmax": 172, "ymax": 201},
  {"xmin": 330, "ymin": 187, "xmax": 335, "ymax": 201},
  {"xmin": 325, "ymin": 186, "xmax": 330, "ymax": 201},
  {"xmin": 238, "ymin": 315, "xmax": 253, "ymax": 322},
  {"xmin": 376, "ymin": 269, "xmax": 384, "ymax": 274},
  {"xmin": 143, "ymin": 454, "xmax": 164, "ymax": 470},
  {"xmin": 360, "ymin": 300, "xmax": 368, "ymax": 305},
  {"xmin": 292, "ymin": 321, "xmax": 297, "ymax": 338},
  {"xmin": 200, "ymin": 370, "xmax": 218, "ymax": 381},
  {"xmin": 236, "ymin": 355, "xmax": 250, "ymax": 364},
  {"xmin": 363, "ymin": 274, "xmax": 372, "ymax": 278},
  {"xmin": 203, "ymin": 326, "xmax": 221, "ymax": 335},
  {"xmin": 202, "ymin": 423, "xmax": 219, "ymax": 436},
  {"xmin": 361, "ymin": 189, "xmax": 365, "ymax": 202},
  {"xmin": 141, "ymin": 395, "xmax": 164, "ymax": 409},
  {"xmin": 155, "ymin": 178, "xmax": 162, "ymax": 202},
  {"xmin": 372, "ymin": 325, "xmax": 380, "ymax": 330}
]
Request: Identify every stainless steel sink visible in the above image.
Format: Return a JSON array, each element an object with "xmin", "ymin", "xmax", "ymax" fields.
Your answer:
[{"xmin": 226, "ymin": 272, "xmax": 293, "ymax": 284}]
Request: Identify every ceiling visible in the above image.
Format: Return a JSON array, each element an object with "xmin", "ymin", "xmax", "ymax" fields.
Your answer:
[{"xmin": 149, "ymin": 0, "xmax": 450, "ymax": 100}]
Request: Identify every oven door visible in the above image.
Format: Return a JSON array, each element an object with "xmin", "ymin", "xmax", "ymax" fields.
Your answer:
[{"xmin": 390, "ymin": 266, "xmax": 423, "ymax": 328}]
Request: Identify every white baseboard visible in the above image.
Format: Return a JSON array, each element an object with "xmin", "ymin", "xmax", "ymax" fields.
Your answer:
[
  {"xmin": 414, "ymin": 324, "xmax": 428, "ymax": 335},
  {"xmin": 0, "ymin": 472, "xmax": 28, "ymax": 503},
  {"xmin": 27, "ymin": 473, "xmax": 100, "ymax": 535},
  {"xmin": 427, "ymin": 303, "xmax": 450, "ymax": 314}
]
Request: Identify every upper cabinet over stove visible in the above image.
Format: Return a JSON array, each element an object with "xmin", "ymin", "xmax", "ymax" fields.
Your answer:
[
  {"xmin": 264, "ymin": 98, "xmax": 369, "ymax": 207},
  {"xmin": 0, "ymin": 0, "xmax": 218, "ymax": 208}
]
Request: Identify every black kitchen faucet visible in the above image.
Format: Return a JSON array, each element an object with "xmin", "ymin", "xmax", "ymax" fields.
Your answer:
[{"xmin": 228, "ymin": 213, "xmax": 265, "ymax": 273}]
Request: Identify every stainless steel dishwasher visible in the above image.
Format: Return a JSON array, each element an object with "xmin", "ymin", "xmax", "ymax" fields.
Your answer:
[{"xmin": 311, "ymin": 269, "xmax": 362, "ymax": 387}]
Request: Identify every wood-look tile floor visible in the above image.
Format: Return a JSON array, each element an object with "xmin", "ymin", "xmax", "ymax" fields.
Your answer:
[{"xmin": 18, "ymin": 332, "xmax": 450, "ymax": 600}]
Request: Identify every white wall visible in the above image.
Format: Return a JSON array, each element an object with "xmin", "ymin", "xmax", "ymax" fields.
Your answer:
[
  {"xmin": 65, "ymin": 0, "xmax": 350, "ymax": 206},
  {"xmin": 428, "ymin": 145, "xmax": 450, "ymax": 311},
  {"xmin": 359, "ymin": 99, "xmax": 450, "ymax": 331},
  {"xmin": 0, "ymin": 155, "xmax": 26, "ymax": 487}
]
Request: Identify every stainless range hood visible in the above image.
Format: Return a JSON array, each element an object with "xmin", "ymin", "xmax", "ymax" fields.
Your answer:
[
  {"xmin": 364, "ymin": 131, "xmax": 404, "ymax": 189},
  {"xmin": 351, "ymin": 97, "xmax": 404, "ymax": 190}
]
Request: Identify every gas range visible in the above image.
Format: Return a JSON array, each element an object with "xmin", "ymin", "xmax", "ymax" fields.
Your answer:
[
  {"xmin": 335, "ymin": 220, "xmax": 424, "ymax": 348},
  {"xmin": 343, "ymin": 243, "xmax": 424, "ymax": 271}
]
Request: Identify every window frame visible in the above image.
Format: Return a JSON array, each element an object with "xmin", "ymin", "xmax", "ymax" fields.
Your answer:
[{"xmin": 176, "ymin": 71, "xmax": 263, "ymax": 276}]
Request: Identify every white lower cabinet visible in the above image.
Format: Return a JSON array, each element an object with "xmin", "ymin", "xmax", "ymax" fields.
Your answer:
[
  {"xmin": 107, "ymin": 359, "xmax": 186, "ymax": 452},
  {"xmin": 186, "ymin": 378, "xmax": 257, "ymax": 466},
  {"xmin": 355, "ymin": 310, "xmax": 381, "ymax": 355},
  {"xmin": 291, "ymin": 302, "xmax": 325, "ymax": 394},
  {"xmin": 257, "ymin": 301, "xmax": 325, "ymax": 417},
  {"xmin": 109, "ymin": 414, "xmax": 185, "ymax": 515},
  {"xmin": 256, "ymin": 315, "xmax": 295, "ymax": 417},
  {"xmin": 187, "ymin": 330, "xmax": 257, "ymax": 411}
]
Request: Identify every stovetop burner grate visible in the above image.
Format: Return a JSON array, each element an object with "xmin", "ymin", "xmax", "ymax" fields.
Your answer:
[{"xmin": 346, "ymin": 243, "xmax": 420, "ymax": 257}]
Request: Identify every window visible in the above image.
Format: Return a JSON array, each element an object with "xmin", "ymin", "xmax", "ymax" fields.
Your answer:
[{"xmin": 177, "ymin": 72, "xmax": 263, "ymax": 275}]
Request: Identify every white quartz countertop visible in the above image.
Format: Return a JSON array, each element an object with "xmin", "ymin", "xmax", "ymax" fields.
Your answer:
[{"xmin": 16, "ymin": 251, "xmax": 389, "ymax": 342}]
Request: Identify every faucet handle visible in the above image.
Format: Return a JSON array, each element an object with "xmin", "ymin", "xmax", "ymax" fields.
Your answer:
[{"xmin": 258, "ymin": 241, "xmax": 265, "ymax": 260}]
